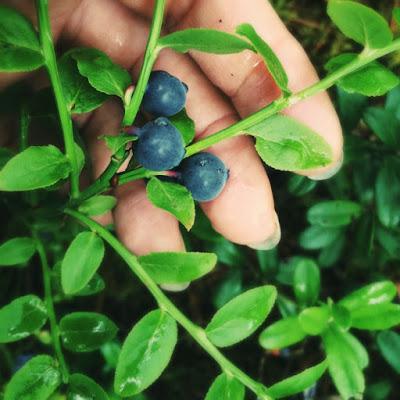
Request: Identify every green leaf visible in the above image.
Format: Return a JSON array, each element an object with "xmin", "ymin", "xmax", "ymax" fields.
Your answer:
[
  {"xmin": 0, "ymin": 295, "xmax": 47, "ymax": 343},
  {"xmin": 331, "ymin": 304, "xmax": 352, "ymax": 331},
  {"xmin": 169, "ymin": 109, "xmax": 195, "ymax": 145},
  {"xmin": 376, "ymin": 226, "xmax": 400, "ymax": 260},
  {"xmin": 206, "ymin": 286, "xmax": 277, "ymax": 347},
  {"xmin": 68, "ymin": 373, "xmax": 109, "ymax": 400},
  {"xmin": 101, "ymin": 134, "xmax": 135, "ymax": 155},
  {"xmin": 4, "ymin": 355, "xmax": 61, "ymax": 400},
  {"xmin": 248, "ymin": 114, "xmax": 332, "ymax": 171},
  {"xmin": 350, "ymin": 304, "xmax": 400, "ymax": 330},
  {"xmin": 72, "ymin": 48, "xmax": 131, "ymax": 99},
  {"xmin": 326, "ymin": 54, "xmax": 399, "ymax": 96},
  {"xmin": 146, "ymin": 177, "xmax": 195, "ymax": 230},
  {"xmin": 0, "ymin": 6, "xmax": 44, "ymax": 72},
  {"xmin": 158, "ymin": 29, "xmax": 254, "ymax": 54},
  {"xmin": 78, "ymin": 195, "xmax": 117, "ymax": 216},
  {"xmin": 299, "ymin": 226, "xmax": 343, "ymax": 250},
  {"xmin": 0, "ymin": 145, "xmax": 71, "ymax": 191},
  {"xmin": 337, "ymin": 87, "xmax": 368, "ymax": 132},
  {"xmin": 138, "ymin": 251, "xmax": 217, "ymax": 285},
  {"xmin": 377, "ymin": 331, "xmax": 400, "ymax": 373},
  {"xmin": 339, "ymin": 281, "xmax": 397, "ymax": 312},
  {"xmin": 327, "ymin": 0, "xmax": 393, "ymax": 49},
  {"xmin": 307, "ymin": 200, "xmax": 362, "ymax": 227},
  {"xmin": 0, "ymin": 237, "xmax": 36, "ymax": 266},
  {"xmin": 60, "ymin": 312, "xmax": 118, "ymax": 352},
  {"xmin": 293, "ymin": 258, "xmax": 320, "ymax": 306},
  {"xmin": 259, "ymin": 316, "xmax": 306, "ymax": 349},
  {"xmin": 318, "ymin": 232, "xmax": 346, "ymax": 268},
  {"xmin": 342, "ymin": 331, "xmax": 369, "ymax": 369},
  {"xmin": 364, "ymin": 107, "xmax": 400, "ymax": 148},
  {"xmin": 267, "ymin": 360, "xmax": 328, "ymax": 399},
  {"xmin": 322, "ymin": 324, "xmax": 365, "ymax": 400},
  {"xmin": 205, "ymin": 374, "xmax": 245, "ymax": 400},
  {"xmin": 299, "ymin": 307, "xmax": 330, "ymax": 335},
  {"xmin": 236, "ymin": 23, "xmax": 289, "ymax": 94},
  {"xmin": 74, "ymin": 273, "xmax": 105, "ymax": 297},
  {"xmin": 59, "ymin": 52, "xmax": 107, "ymax": 114},
  {"xmin": 375, "ymin": 158, "xmax": 400, "ymax": 228},
  {"xmin": 287, "ymin": 175, "xmax": 317, "ymax": 197},
  {"xmin": 114, "ymin": 310, "xmax": 177, "ymax": 396},
  {"xmin": 394, "ymin": 8, "xmax": 400, "ymax": 26},
  {"xmin": 61, "ymin": 231, "xmax": 105, "ymax": 295}
]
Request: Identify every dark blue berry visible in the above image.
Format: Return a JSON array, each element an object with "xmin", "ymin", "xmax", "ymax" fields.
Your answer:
[
  {"xmin": 179, "ymin": 152, "xmax": 229, "ymax": 202},
  {"xmin": 135, "ymin": 117, "xmax": 185, "ymax": 171},
  {"xmin": 142, "ymin": 70, "xmax": 188, "ymax": 117}
]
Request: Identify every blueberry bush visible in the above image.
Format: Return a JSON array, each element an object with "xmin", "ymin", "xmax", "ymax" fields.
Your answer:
[{"xmin": 0, "ymin": 0, "xmax": 400, "ymax": 399}]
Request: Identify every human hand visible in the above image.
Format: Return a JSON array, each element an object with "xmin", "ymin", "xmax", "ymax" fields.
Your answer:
[{"xmin": 0, "ymin": 0, "xmax": 343, "ymax": 256}]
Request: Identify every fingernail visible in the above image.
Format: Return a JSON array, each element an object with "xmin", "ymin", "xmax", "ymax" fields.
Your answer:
[
  {"xmin": 248, "ymin": 212, "xmax": 281, "ymax": 251},
  {"xmin": 307, "ymin": 153, "xmax": 344, "ymax": 181},
  {"xmin": 160, "ymin": 282, "xmax": 190, "ymax": 292}
]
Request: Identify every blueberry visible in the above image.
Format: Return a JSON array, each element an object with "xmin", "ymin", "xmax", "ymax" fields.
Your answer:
[
  {"xmin": 135, "ymin": 117, "xmax": 185, "ymax": 171},
  {"xmin": 179, "ymin": 152, "xmax": 229, "ymax": 202},
  {"xmin": 142, "ymin": 70, "xmax": 188, "ymax": 117}
]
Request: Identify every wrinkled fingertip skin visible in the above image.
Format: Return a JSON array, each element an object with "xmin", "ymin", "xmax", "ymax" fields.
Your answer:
[
  {"xmin": 135, "ymin": 117, "xmax": 185, "ymax": 171},
  {"xmin": 142, "ymin": 70, "xmax": 188, "ymax": 117},
  {"xmin": 179, "ymin": 152, "xmax": 229, "ymax": 202}
]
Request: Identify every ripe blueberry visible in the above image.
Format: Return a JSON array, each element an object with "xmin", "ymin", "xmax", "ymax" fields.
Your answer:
[
  {"xmin": 135, "ymin": 117, "xmax": 185, "ymax": 171},
  {"xmin": 142, "ymin": 70, "xmax": 188, "ymax": 117},
  {"xmin": 179, "ymin": 152, "xmax": 229, "ymax": 202}
]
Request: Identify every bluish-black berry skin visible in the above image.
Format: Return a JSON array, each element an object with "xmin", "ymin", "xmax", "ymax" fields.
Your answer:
[
  {"xmin": 142, "ymin": 71, "xmax": 188, "ymax": 117},
  {"xmin": 135, "ymin": 117, "xmax": 185, "ymax": 171},
  {"xmin": 179, "ymin": 152, "xmax": 229, "ymax": 202}
]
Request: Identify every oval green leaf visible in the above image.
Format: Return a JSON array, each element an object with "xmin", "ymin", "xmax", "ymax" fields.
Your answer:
[
  {"xmin": 169, "ymin": 109, "xmax": 195, "ymax": 145},
  {"xmin": 158, "ymin": 29, "xmax": 254, "ymax": 54},
  {"xmin": 350, "ymin": 304, "xmax": 400, "ymax": 331},
  {"xmin": 328, "ymin": 0, "xmax": 393, "ymax": 49},
  {"xmin": 206, "ymin": 286, "xmax": 277, "ymax": 347},
  {"xmin": 0, "ymin": 237, "xmax": 36, "ymax": 267},
  {"xmin": 322, "ymin": 324, "xmax": 365, "ymax": 400},
  {"xmin": 267, "ymin": 360, "xmax": 328, "ymax": 399},
  {"xmin": 72, "ymin": 48, "xmax": 131, "ymax": 99},
  {"xmin": 68, "ymin": 373, "xmax": 109, "ymax": 400},
  {"xmin": 248, "ymin": 114, "xmax": 333, "ymax": 171},
  {"xmin": 60, "ymin": 312, "xmax": 118, "ymax": 352},
  {"xmin": 307, "ymin": 200, "xmax": 362, "ymax": 227},
  {"xmin": 205, "ymin": 374, "xmax": 245, "ymax": 400},
  {"xmin": 339, "ymin": 281, "xmax": 397, "ymax": 312},
  {"xmin": 293, "ymin": 258, "xmax": 320, "ymax": 306},
  {"xmin": 114, "ymin": 310, "xmax": 177, "ymax": 396},
  {"xmin": 0, "ymin": 295, "xmax": 47, "ymax": 343},
  {"xmin": 299, "ymin": 307, "xmax": 330, "ymax": 335},
  {"xmin": 0, "ymin": 6, "xmax": 44, "ymax": 72},
  {"xmin": 377, "ymin": 331, "xmax": 400, "ymax": 373},
  {"xmin": 78, "ymin": 195, "xmax": 117, "ymax": 216},
  {"xmin": 138, "ymin": 251, "xmax": 217, "ymax": 285},
  {"xmin": 61, "ymin": 231, "xmax": 105, "ymax": 295},
  {"xmin": 259, "ymin": 316, "xmax": 306, "ymax": 349},
  {"xmin": 299, "ymin": 226, "xmax": 343, "ymax": 250},
  {"xmin": 146, "ymin": 177, "xmax": 195, "ymax": 230},
  {"xmin": 236, "ymin": 23, "xmax": 289, "ymax": 94},
  {"xmin": 0, "ymin": 145, "xmax": 71, "ymax": 191},
  {"xmin": 326, "ymin": 54, "xmax": 399, "ymax": 97},
  {"xmin": 4, "ymin": 355, "xmax": 61, "ymax": 400}
]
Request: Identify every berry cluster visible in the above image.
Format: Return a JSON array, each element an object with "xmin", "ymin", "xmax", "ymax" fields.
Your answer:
[{"xmin": 133, "ymin": 71, "xmax": 229, "ymax": 202}]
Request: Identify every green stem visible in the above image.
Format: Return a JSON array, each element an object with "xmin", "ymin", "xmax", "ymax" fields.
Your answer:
[
  {"xmin": 65, "ymin": 209, "xmax": 272, "ymax": 400},
  {"xmin": 36, "ymin": 0, "xmax": 80, "ymax": 199},
  {"xmin": 34, "ymin": 235, "xmax": 69, "ymax": 382},
  {"xmin": 122, "ymin": 0, "xmax": 166, "ymax": 126}
]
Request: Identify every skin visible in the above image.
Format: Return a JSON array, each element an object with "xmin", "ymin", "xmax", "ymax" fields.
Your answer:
[{"xmin": 0, "ymin": 0, "xmax": 343, "ymax": 256}]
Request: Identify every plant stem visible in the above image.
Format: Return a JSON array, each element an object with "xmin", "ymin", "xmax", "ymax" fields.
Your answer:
[
  {"xmin": 65, "ymin": 208, "xmax": 272, "ymax": 400},
  {"xmin": 122, "ymin": 0, "xmax": 166, "ymax": 126},
  {"xmin": 36, "ymin": 0, "xmax": 80, "ymax": 199},
  {"xmin": 34, "ymin": 235, "xmax": 69, "ymax": 382}
]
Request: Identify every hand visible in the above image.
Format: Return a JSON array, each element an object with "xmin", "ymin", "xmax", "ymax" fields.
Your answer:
[{"xmin": 0, "ymin": 0, "xmax": 343, "ymax": 256}]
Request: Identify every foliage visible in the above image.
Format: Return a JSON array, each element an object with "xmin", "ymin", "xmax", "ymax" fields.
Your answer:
[{"xmin": 0, "ymin": 0, "xmax": 399, "ymax": 399}]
